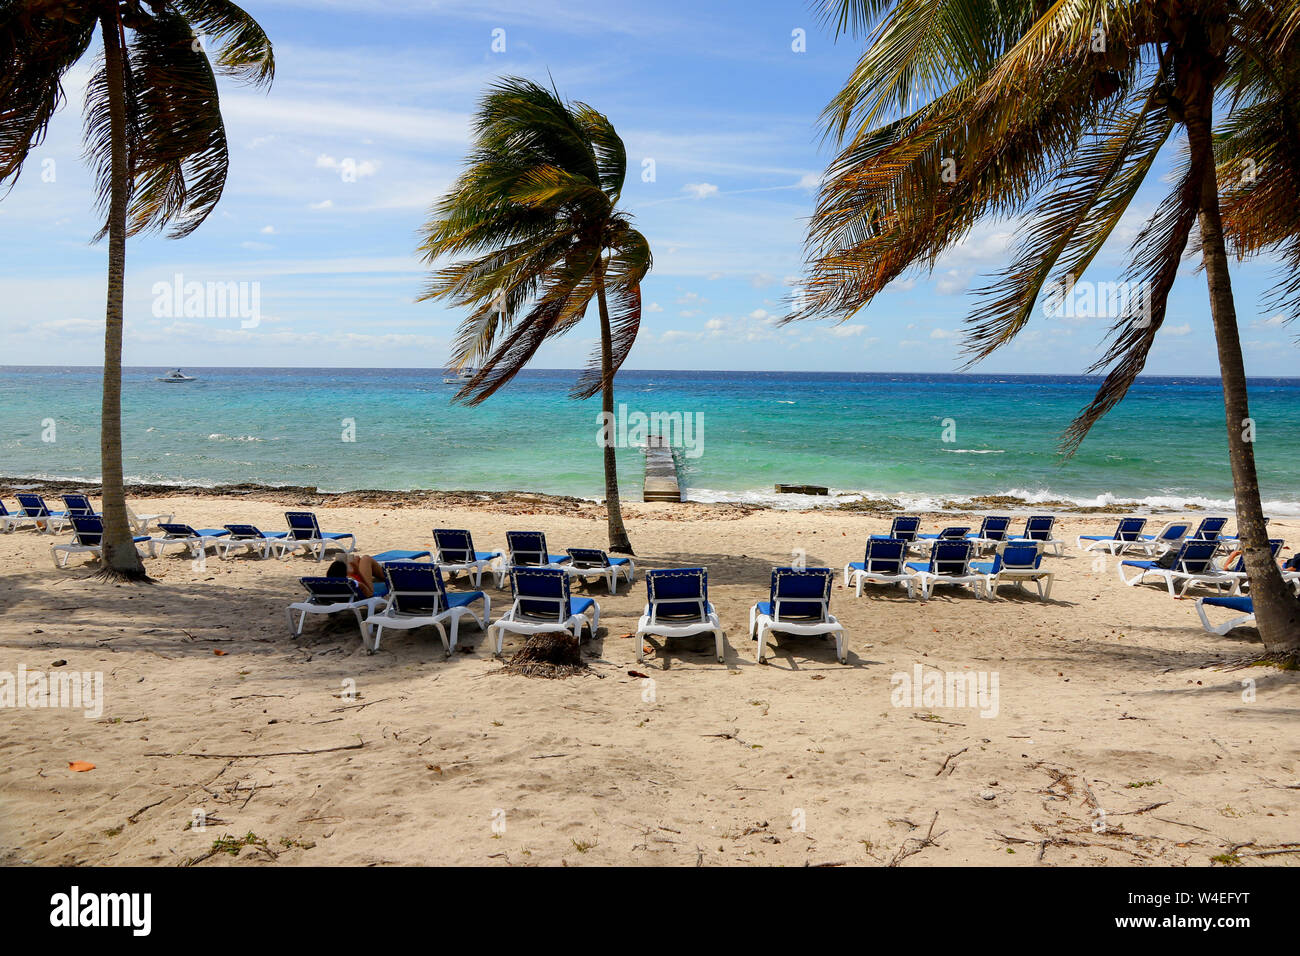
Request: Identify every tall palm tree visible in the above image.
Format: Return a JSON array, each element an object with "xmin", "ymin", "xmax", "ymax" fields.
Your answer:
[
  {"xmin": 0, "ymin": 0, "xmax": 273, "ymax": 579},
  {"xmin": 795, "ymin": 0, "xmax": 1300, "ymax": 658},
  {"xmin": 418, "ymin": 77, "xmax": 651, "ymax": 555}
]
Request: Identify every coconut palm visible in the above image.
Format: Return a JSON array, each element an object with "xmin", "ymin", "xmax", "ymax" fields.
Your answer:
[
  {"xmin": 418, "ymin": 77, "xmax": 651, "ymax": 556},
  {"xmin": 0, "ymin": 0, "xmax": 273, "ymax": 579},
  {"xmin": 795, "ymin": 0, "xmax": 1299, "ymax": 657}
]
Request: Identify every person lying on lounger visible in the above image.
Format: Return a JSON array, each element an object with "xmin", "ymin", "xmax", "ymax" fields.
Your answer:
[{"xmin": 326, "ymin": 554, "xmax": 387, "ymax": 598}]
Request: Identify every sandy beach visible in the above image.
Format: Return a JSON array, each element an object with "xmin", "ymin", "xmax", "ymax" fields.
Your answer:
[{"xmin": 0, "ymin": 491, "xmax": 1295, "ymax": 867}]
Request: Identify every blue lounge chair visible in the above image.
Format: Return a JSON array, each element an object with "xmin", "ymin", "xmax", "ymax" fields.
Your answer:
[
  {"xmin": 564, "ymin": 547, "xmax": 635, "ymax": 593},
  {"xmin": 14, "ymin": 493, "xmax": 70, "ymax": 534},
  {"xmin": 363, "ymin": 562, "xmax": 489, "ymax": 654},
  {"xmin": 870, "ymin": 516, "xmax": 921, "ymax": 550},
  {"xmin": 152, "ymin": 522, "xmax": 231, "ymax": 569},
  {"xmin": 1076, "ymin": 517, "xmax": 1147, "ymax": 554},
  {"xmin": 488, "ymin": 567, "xmax": 600, "ymax": 655},
  {"xmin": 221, "ymin": 523, "xmax": 290, "ymax": 560},
  {"xmin": 971, "ymin": 542, "xmax": 1054, "ymax": 600},
  {"xmin": 966, "ymin": 516, "xmax": 1012, "ymax": 554},
  {"xmin": 504, "ymin": 531, "xmax": 571, "ymax": 569},
  {"xmin": 1195, "ymin": 596, "xmax": 1256, "ymax": 635},
  {"xmin": 750, "ymin": 567, "xmax": 845, "ymax": 664},
  {"xmin": 906, "ymin": 540, "xmax": 982, "ymax": 600},
  {"xmin": 635, "ymin": 568, "xmax": 725, "ymax": 664},
  {"xmin": 1216, "ymin": 539, "xmax": 1285, "ymax": 594},
  {"xmin": 61, "ymin": 493, "xmax": 99, "ymax": 517},
  {"xmin": 372, "ymin": 549, "xmax": 432, "ymax": 565},
  {"xmin": 843, "ymin": 537, "xmax": 917, "ymax": 598},
  {"xmin": 917, "ymin": 525, "xmax": 971, "ymax": 544},
  {"xmin": 52, "ymin": 515, "xmax": 154, "ymax": 568},
  {"xmin": 286, "ymin": 576, "xmax": 388, "ymax": 639},
  {"xmin": 1222, "ymin": 517, "xmax": 1269, "ymax": 544},
  {"xmin": 281, "ymin": 511, "xmax": 357, "ymax": 562},
  {"xmin": 1130, "ymin": 520, "xmax": 1192, "ymax": 556},
  {"xmin": 0, "ymin": 500, "xmax": 36, "ymax": 533},
  {"xmin": 432, "ymin": 528, "xmax": 502, "ymax": 587},
  {"xmin": 1009, "ymin": 514, "xmax": 1065, "ymax": 556},
  {"xmin": 1118, "ymin": 540, "xmax": 1222, "ymax": 596},
  {"xmin": 1188, "ymin": 516, "xmax": 1229, "ymax": 542}
]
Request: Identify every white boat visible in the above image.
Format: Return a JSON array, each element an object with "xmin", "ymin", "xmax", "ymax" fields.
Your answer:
[
  {"xmin": 442, "ymin": 367, "xmax": 476, "ymax": 385},
  {"xmin": 157, "ymin": 369, "xmax": 197, "ymax": 383}
]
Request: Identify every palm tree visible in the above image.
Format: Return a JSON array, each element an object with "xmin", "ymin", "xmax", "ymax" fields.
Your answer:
[
  {"xmin": 795, "ymin": 1, "xmax": 1300, "ymax": 658},
  {"xmin": 0, "ymin": 0, "xmax": 273, "ymax": 579},
  {"xmin": 418, "ymin": 77, "xmax": 651, "ymax": 556}
]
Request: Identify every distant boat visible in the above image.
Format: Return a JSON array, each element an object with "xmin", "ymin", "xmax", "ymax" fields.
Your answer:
[
  {"xmin": 157, "ymin": 369, "xmax": 197, "ymax": 383},
  {"xmin": 442, "ymin": 367, "xmax": 475, "ymax": 385}
]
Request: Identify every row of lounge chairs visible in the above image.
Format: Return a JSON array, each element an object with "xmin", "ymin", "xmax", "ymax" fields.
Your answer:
[{"xmin": 1, "ymin": 493, "xmax": 172, "ymax": 536}]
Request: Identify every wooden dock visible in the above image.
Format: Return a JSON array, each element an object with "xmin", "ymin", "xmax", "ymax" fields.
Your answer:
[{"xmin": 642, "ymin": 434, "xmax": 681, "ymax": 502}]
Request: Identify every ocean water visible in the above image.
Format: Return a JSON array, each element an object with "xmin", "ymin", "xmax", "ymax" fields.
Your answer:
[{"xmin": 2, "ymin": 367, "xmax": 1298, "ymax": 514}]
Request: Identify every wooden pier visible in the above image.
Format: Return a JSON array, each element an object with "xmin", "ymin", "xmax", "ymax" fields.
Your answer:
[{"xmin": 642, "ymin": 434, "xmax": 681, "ymax": 502}]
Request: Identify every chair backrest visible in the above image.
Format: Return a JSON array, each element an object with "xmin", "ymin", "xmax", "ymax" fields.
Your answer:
[
  {"xmin": 768, "ymin": 567, "xmax": 833, "ymax": 622},
  {"xmin": 510, "ymin": 567, "xmax": 572, "ymax": 622},
  {"xmin": 566, "ymin": 547, "xmax": 610, "ymax": 569},
  {"xmin": 1153, "ymin": 521, "xmax": 1191, "ymax": 543},
  {"xmin": 300, "ymin": 576, "xmax": 365, "ymax": 605},
  {"xmin": 224, "ymin": 523, "xmax": 264, "ymax": 539},
  {"xmin": 16, "ymin": 493, "xmax": 52, "ymax": 517},
  {"xmin": 506, "ymin": 531, "xmax": 550, "ymax": 566},
  {"xmin": 991, "ymin": 542, "xmax": 1042, "ymax": 573},
  {"xmin": 0, "ymin": 500, "xmax": 10, "ymax": 517},
  {"xmin": 62, "ymin": 493, "xmax": 95, "ymax": 515},
  {"xmin": 928, "ymin": 539, "xmax": 974, "ymax": 576},
  {"xmin": 977, "ymin": 516, "xmax": 1011, "ymax": 540},
  {"xmin": 158, "ymin": 522, "xmax": 199, "ymax": 538},
  {"xmin": 863, "ymin": 537, "xmax": 907, "ymax": 574},
  {"xmin": 383, "ymin": 562, "xmax": 447, "ymax": 615},
  {"xmin": 645, "ymin": 568, "xmax": 709, "ymax": 621},
  {"xmin": 70, "ymin": 515, "xmax": 105, "ymax": 547},
  {"xmin": 937, "ymin": 526, "xmax": 969, "ymax": 539},
  {"xmin": 1114, "ymin": 517, "xmax": 1147, "ymax": 540},
  {"xmin": 1226, "ymin": 539, "xmax": 1284, "ymax": 573},
  {"xmin": 1190, "ymin": 516, "xmax": 1228, "ymax": 541},
  {"xmin": 1173, "ymin": 540, "xmax": 1219, "ymax": 574},
  {"xmin": 1022, "ymin": 515, "xmax": 1055, "ymax": 540},
  {"xmin": 285, "ymin": 511, "xmax": 324, "ymax": 540},
  {"xmin": 888, "ymin": 515, "xmax": 921, "ymax": 541},
  {"xmin": 432, "ymin": 528, "xmax": 476, "ymax": 564}
]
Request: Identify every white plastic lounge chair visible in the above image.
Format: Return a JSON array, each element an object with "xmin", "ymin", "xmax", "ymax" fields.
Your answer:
[
  {"xmin": 1188, "ymin": 516, "xmax": 1229, "ymax": 542},
  {"xmin": 971, "ymin": 542, "xmax": 1054, "ymax": 600},
  {"xmin": 1211, "ymin": 539, "xmax": 1284, "ymax": 594},
  {"xmin": 1076, "ymin": 517, "xmax": 1147, "ymax": 554},
  {"xmin": 1129, "ymin": 520, "xmax": 1193, "ymax": 557},
  {"xmin": 917, "ymin": 525, "xmax": 971, "ymax": 545},
  {"xmin": 152, "ymin": 522, "xmax": 231, "ymax": 570},
  {"xmin": 432, "ymin": 529, "xmax": 502, "ymax": 587},
  {"xmin": 965, "ymin": 516, "xmax": 1013, "ymax": 554},
  {"xmin": 0, "ymin": 500, "xmax": 35, "ymax": 534},
  {"xmin": 1196, "ymin": 596, "xmax": 1256, "ymax": 635},
  {"xmin": 502, "ymin": 531, "xmax": 571, "ymax": 583},
  {"xmin": 14, "ymin": 493, "xmax": 70, "ymax": 534},
  {"xmin": 636, "ymin": 568, "xmax": 725, "ymax": 664},
  {"xmin": 906, "ymin": 540, "xmax": 984, "ymax": 600},
  {"xmin": 221, "ymin": 523, "xmax": 290, "ymax": 559},
  {"xmin": 751, "ymin": 567, "xmax": 846, "ymax": 664},
  {"xmin": 871, "ymin": 516, "xmax": 922, "ymax": 552},
  {"xmin": 363, "ymin": 562, "xmax": 489, "ymax": 654},
  {"xmin": 286, "ymin": 576, "xmax": 388, "ymax": 639},
  {"xmin": 128, "ymin": 505, "xmax": 174, "ymax": 535},
  {"xmin": 843, "ymin": 537, "xmax": 917, "ymax": 598},
  {"xmin": 279, "ymin": 511, "xmax": 357, "ymax": 562},
  {"xmin": 1117, "ymin": 540, "xmax": 1223, "ymax": 596},
  {"xmin": 1009, "ymin": 514, "xmax": 1066, "ymax": 556},
  {"xmin": 488, "ymin": 567, "xmax": 599, "ymax": 655},
  {"xmin": 51, "ymin": 515, "xmax": 155, "ymax": 568},
  {"xmin": 564, "ymin": 547, "xmax": 635, "ymax": 593}
]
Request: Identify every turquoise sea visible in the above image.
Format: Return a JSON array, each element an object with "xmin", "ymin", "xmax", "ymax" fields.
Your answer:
[{"xmin": 1, "ymin": 367, "xmax": 1298, "ymax": 513}]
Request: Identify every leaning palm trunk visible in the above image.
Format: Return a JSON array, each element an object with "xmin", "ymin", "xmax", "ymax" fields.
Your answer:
[
  {"xmin": 595, "ymin": 262, "xmax": 633, "ymax": 554},
  {"xmin": 1186, "ymin": 80, "xmax": 1300, "ymax": 657},
  {"xmin": 96, "ymin": 13, "xmax": 145, "ymax": 580}
]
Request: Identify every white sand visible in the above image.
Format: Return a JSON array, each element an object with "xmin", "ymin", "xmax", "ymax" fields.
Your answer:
[{"xmin": 1, "ymin": 495, "xmax": 1296, "ymax": 866}]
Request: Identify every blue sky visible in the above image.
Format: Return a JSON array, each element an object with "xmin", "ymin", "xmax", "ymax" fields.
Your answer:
[{"xmin": 1, "ymin": 0, "xmax": 1296, "ymax": 375}]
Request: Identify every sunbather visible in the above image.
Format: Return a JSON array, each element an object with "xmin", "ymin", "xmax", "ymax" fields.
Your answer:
[{"xmin": 326, "ymin": 554, "xmax": 388, "ymax": 599}]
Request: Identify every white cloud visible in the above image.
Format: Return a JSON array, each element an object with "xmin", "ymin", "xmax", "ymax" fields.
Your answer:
[
  {"xmin": 682, "ymin": 182, "xmax": 719, "ymax": 200},
  {"xmin": 260, "ymin": 225, "xmax": 277, "ymax": 235},
  {"xmin": 1251, "ymin": 314, "xmax": 1287, "ymax": 329},
  {"xmin": 930, "ymin": 328, "xmax": 958, "ymax": 339},
  {"xmin": 1164, "ymin": 323, "xmax": 1192, "ymax": 336},
  {"xmin": 309, "ymin": 199, "xmax": 334, "ymax": 210},
  {"xmin": 646, "ymin": 302, "xmax": 664, "ymax": 313}
]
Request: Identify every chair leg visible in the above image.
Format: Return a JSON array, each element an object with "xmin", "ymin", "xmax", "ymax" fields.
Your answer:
[{"xmin": 635, "ymin": 630, "xmax": 646, "ymax": 662}]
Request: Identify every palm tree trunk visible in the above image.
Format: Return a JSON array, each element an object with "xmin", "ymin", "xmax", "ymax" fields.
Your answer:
[
  {"xmin": 593, "ymin": 258, "xmax": 633, "ymax": 554},
  {"xmin": 1185, "ymin": 66, "xmax": 1299, "ymax": 657},
  {"xmin": 97, "ymin": 14, "xmax": 146, "ymax": 581}
]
